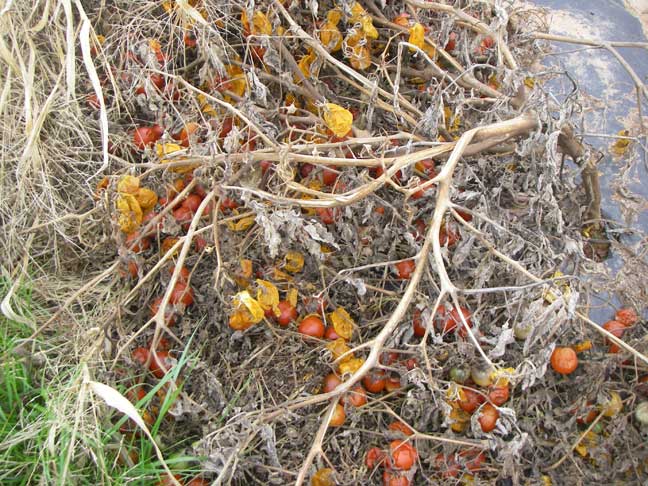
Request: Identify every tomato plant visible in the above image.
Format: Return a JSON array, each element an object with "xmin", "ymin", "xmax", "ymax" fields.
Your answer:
[
  {"xmin": 298, "ymin": 315, "xmax": 325, "ymax": 338},
  {"xmin": 478, "ymin": 403, "xmax": 499, "ymax": 432},
  {"xmin": 551, "ymin": 347, "xmax": 578, "ymax": 375}
]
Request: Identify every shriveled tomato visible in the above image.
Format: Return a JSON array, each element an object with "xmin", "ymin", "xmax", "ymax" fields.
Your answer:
[
  {"xmin": 133, "ymin": 125, "xmax": 163, "ymax": 149},
  {"xmin": 125, "ymin": 232, "xmax": 151, "ymax": 253},
  {"xmin": 488, "ymin": 385, "xmax": 510, "ymax": 406},
  {"xmin": 389, "ymin": 440, "xmax": 417, "ymax": 470},
  {"xmin": 615, "ymin": 308, "xmax": 639, "ymax": 326},
  {"xmin": 363, "ymin": 369, "xmax": 386, "ymax": 393},
  {"xmin": 435, "ymin": 453, "xmax": 459, "ymax": 478},
  {"xmin": 275, "ymin": 301, "xmax": 297, "ymax": 326},
  {"xmin": 169, "ymin": 282, "xmax": 194, "ymax": 307},
  {"xmin": 149, "ymin": 297, "xmax": 178, "ymax": 326},
  {"xmin": 385, "ymin": 375, "xmax": 402, "ymax": 393},
  {"xmin": 412, "ymin": 309, "xmax": 425, "ymax": 337},
  {"xmin": 298, "ymin": 315, "xmax": 325, "ymax": 338},
  {"xmin": 458, "ymin": 387, "xmax": 485, "ymax": 413},
  {"xmin": 478, "ymin": 403, "xmax": 499, "ymax": 432},
  {"xmin": 388, "ymin": 421, "xmax": 414, "ymax": 436},
  {"xmin": 394, "ymin": 260, "xmax": 416, "ymax": 279},
  {"xmin": 300, "ymin": 163, "xmax": 315, "ymax": 179},
  {"xmin": 551, "ymin": 347, "xmax": 578, "ymax": 375},
  {"xmin": 603, "ymin": 320, "xmax": 627, "ymax": 353},
  {"xmin": 365, "ymin": 446, "xmax": 387, "ymax": 469},
  {"xmin": 382, "ymin": 471, "xmax": 410, "ymax": 486},
  {"xmin": 316, "ymin": 207, "xmax": 337, "ymax": 225}
]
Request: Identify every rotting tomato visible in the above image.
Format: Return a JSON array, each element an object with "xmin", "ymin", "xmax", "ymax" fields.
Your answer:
[
  {"xmin": 168, "ymin": 265, "xmax": 190, "ymax": 283},
  {"xmin": 322, "ymin": 373, "xmax": 342, "ymax": 394},
  {"xmin": 298, "ymin": 314, "xmax": 325, "ymax": 338},
  {"xmin": 363, "ymin": 369, "xmax": 386, "ymax": 393},
  {"xmin": 385, "ymin": 375, "xmax": 402, "ymax": 393},
  {"xmin": 275, "ymin": 301, "xmax": 297, "ymax": 326},
  {"xmin": 394, "ymin": 259, "xmax": 416, "ymax": 279},
  {"xmin": 412, "ymin": 309, "xmax": 425, "ymax": 337},
  {"xmin": 551, "ymin": 347, "xmax": 578, "ymax": 375},
  {"xmin": 365, "ymin": 446, "xmax": 387, "ymax": 469},
  {"xmin": 133, "ymin": 124, "xmax": 163, "ymax": 149},
  {"xmin": 458, "ymin": 387, "xmax": 485, "ymax": 413},
  {"xmin": 149, "ymin": 297, "xmax": 178, "ymax": 326},
  {"xmin": 316, "ymin": 207, "xmax": 337, "ymax": 225},
  {"xmin": 322, "ymin": 166, "xmax": 339, "ymax": 186},
  {"xmin": 615, "ymin": 308, "xmax": 639, "ymax": 326},
  {"xmin": 478, "ymin": 403, "xmax": 499, "ymax": 433},
  {"xmin": 169, "ymin": 282, "xmax": 194, "ymax": 307},
  {"xmin": 488, "ymin": 385, "xmax": 510, "ymax": 406},
  {"xmin": 389, "ymin": 439, "xmax": 417, "ymax": 470},
  {"xmin": 388, "ymin": 421, "xmax": 414, "ymax": 437},
  {"xmin": 382, "ymin": 471, "xmax": 411, "ymax": 486},
  {"xmin": 345, "ymin": 385, "xmax": 368, "ymax": 407},
  {"xmin": 125, "ymin": 231, "xmax": 151, "ymax": 253},
  {"xmin": 330, "ymin": 403, "xmax": 346, "ymax": 426},
  {"xmin": 603, "ymin": 320, "xmax": 627, "ymax": 353}
]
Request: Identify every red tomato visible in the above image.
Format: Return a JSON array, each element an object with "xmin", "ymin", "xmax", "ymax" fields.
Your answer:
[
  {"xmin": 478, "ymin": 403, "xmax": 499, "ymax": 432},
  {"xmin": 168, "ymin": 265, "xmax": 190, "ymax": 283},
  {"xmin": 324, "ymin": 326, "xmax": 341, "ymax": 340},
  {"xmin": 184, "ymin": 32, "xmax": 197, "ymax": 48},
  {"xmin": 382, "ymin": 471, "xmax": 410, "ymax": 486},
  {"xmin": 149, "ymin": 297, "xmax": 178, "ymax": 326},
  {"xmin": 395, "ymin": 260, "xmax": 416, "ymax": 279},
  {"xmin": 365, "ymin": 447, "xmax": 387, "ymax": 469},
  {"xmin": 182, "ymin": 194, "xmax": 203, "ymax": 212},
  {"xmin": 260, "ymin": 160, "xmax": 274, "ymax": 174},
  {"xmin": 316, "ymin": 207, "xmax": 337, "ymax": 225},
  {"xmin": 363, "ymin": 369, "xmax": 386, "ymax": 393},
  {"xmin": 322, "ymin": 373, "xmax": 342, "ymax": 393},
  {"xmin": 388, "ymin": 421, "xmax": 414, "ymax": 436},
  {"xmin": 615, "ymin": 308, "xmax": 639, "ymax": 326},
  {"xmin": 439, "ymin": 306, "xmax": 472, "ymax": 337},
  {"xmin": 439, "ymin": 224, "xmax": 460, "ymax": 247},
  {"xmin": 322, "ymin": 166, "xmax": 339, "ymax": 186},
  {"xmin": 445, "ymin": 32, "xmax": 457, "ymax": 51},
  {"xmin": 132, "ymin": 347, "xmax": 149, "ymax": 366},
  {"xmin": 169, "ymin": 282, "xmax": 194, "ymax": 307},
  {"xmin": 300, "ymin": 163, "xmax": 315, "ymax": 179},
  {"xmin": 276, "ymin": 301, "xmax": 297, "ymax": 326},
  {"xmin": 603, "ymin": 320, "xmax": 626, "ymax": 353},
  {"xmin": 415, "ymin": 158, "xmax": 436, "ymax": 177},
  {"xmin": 125, "ymin": 232, "xmax": 151, "ymax": 253},
  {"xmin": 488, "ymin": 385, "xmax": 510, "ymax": 406},
  {"xmin": 412, "ymin": 310, "xmax": 426, "ymax": 337},
  {"xmin": 173, "ymin": 206, "xmax": 194, "ymax": 225},
  {"xmin": 345, "ymin": 385, "xmax": 368, "ymax": 407},
  {"xmin": 219, "ymin": 117, "xmax": 234, "ymax": 139},
  {"xmin": 330, "ymin": 403, "xmax": 346, "ymax": 426},
  {"xmin": 133, "ymin": 125, "xmax": 163, "ymax": 149},
  {"xmin": 458, "ymin": 388, "xmax": 485, "ymax": 413},
  {"xmin": 298, "ymin": 315, "xmax": 325, "ymax": 338},
  {"xmin": 389, "ymin": 440, "xmax": 417, "ymax": 470}
]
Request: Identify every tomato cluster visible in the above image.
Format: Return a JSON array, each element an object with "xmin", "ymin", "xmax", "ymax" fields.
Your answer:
[{"xmin": 365, "ymin": 432, "xmax": 419, "ymax": 485}]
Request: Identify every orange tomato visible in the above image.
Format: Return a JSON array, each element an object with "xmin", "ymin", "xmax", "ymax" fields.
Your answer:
[
  {"xmin": 458, "ymin": 388, "xmax": 485, "ymax": 413},
  {"xmin": 389, "ymin": 439, "xmax": 417, "ymax": 470},
  {"xmin": 550, "ymin": 347, "xmax": 578, "ymax": 375},
  {"xmin": 345, "ymin": 385, "xmax": 368, "ymax": 407},
  {"xmin": 169, "ymin": 282, "xmax": 194, "ymax": 307},
  {"xmin": 488, "ymin": 385, "xmax": 510, "ymax": 406},
  {"xmin": 615, "ymin": 308, "xmax": 639, "ymax": 326},
  {"xmin": 330, "ymin": 403, "xmax": 345, "ymax": 426},
  {"xmin": 388, "ymin": 421, "xmax": 414, "ymax": 436},
  {"xmin": 298, "ymin": 315, "xmax": 325, "ymax": 338},
  {"xmin": 322, "ymin": 373, "xmax": 342, "ymax": 394},
  {"xmin": 363, "ymin": 369, "xmax": 386, "ymax": 393},
  {"xmin": 478, "ymin": 403, "xmax": 499, "ymax": 432},
  {"xmin": 149, "ymin": 297, "xmax": 178, "ymax": 326}
]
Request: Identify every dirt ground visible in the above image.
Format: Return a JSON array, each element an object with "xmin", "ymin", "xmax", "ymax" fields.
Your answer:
[{"xmin": 1, "ymin": 1, "xmax": 648, "ymax": 485}]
